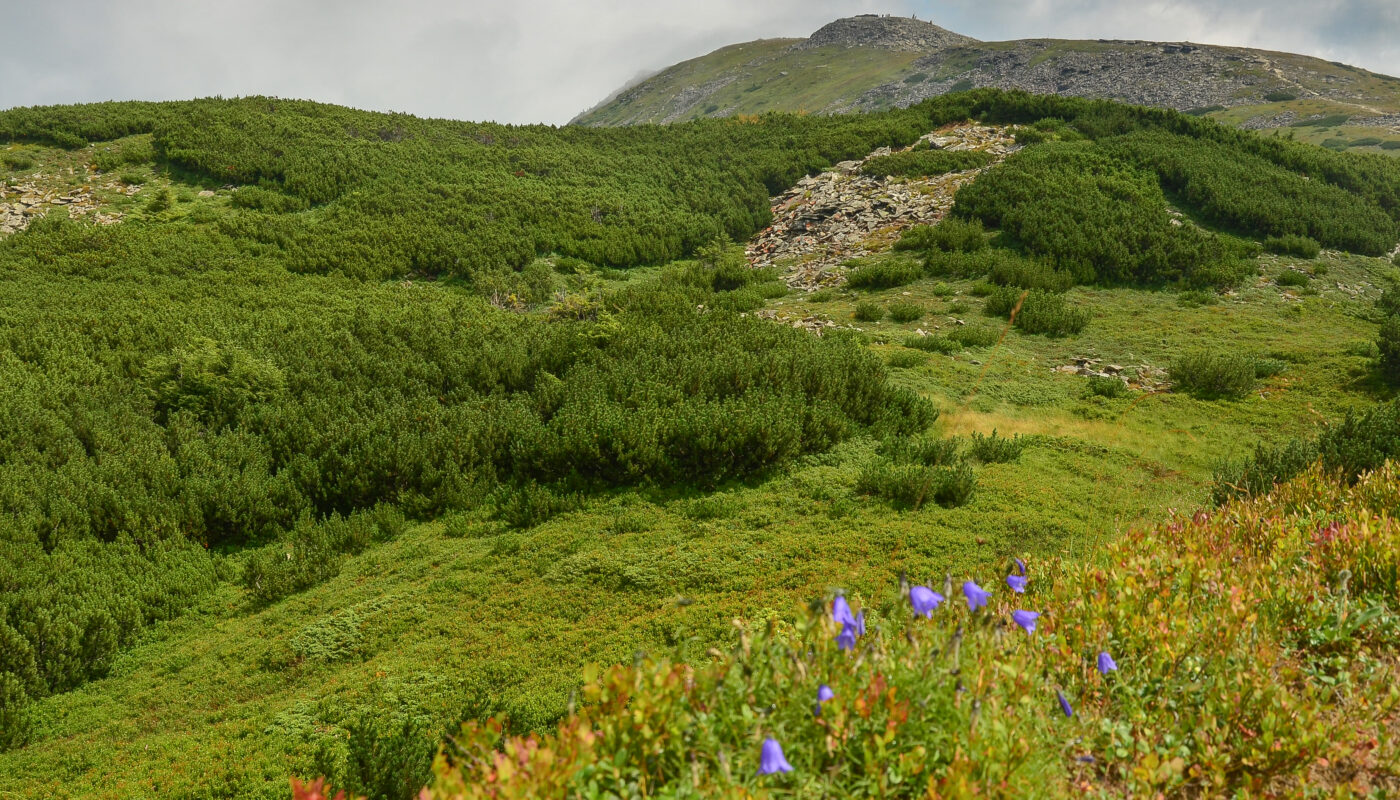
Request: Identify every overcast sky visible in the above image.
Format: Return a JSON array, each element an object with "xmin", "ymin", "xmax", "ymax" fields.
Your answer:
[{"xmin": 4, "ymin": 1, "xmax": 1399, "ymax": 125}]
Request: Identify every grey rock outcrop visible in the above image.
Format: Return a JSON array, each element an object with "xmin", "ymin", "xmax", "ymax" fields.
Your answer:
[{"xmin": 797, "ymin": 15, "xmax": 979, "ymax": 53}]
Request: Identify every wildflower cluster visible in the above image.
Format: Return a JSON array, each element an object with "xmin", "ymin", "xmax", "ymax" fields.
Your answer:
[{"xmin": 421, "ymin": 464, "xmax": 1400, "ymax": 798}]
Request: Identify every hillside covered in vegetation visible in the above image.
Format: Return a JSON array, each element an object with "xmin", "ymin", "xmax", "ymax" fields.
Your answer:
[{"xmin": 0, "ymin": 89, "xmax": 1397, "ymax": 798}]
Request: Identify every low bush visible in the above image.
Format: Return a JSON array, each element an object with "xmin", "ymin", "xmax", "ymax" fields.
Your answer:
[
  {"xmin": 853, "ymin": 300, "xmax": 885, "ymax": 322},
  {"xmin": 846, "ymin": 259, "xmax": 922, "ymax": 290},
  {"xmin": 894, "ymin": 217, "xmax": 988, "ymax": 255},
  {"xmin": 878, "ymin": 434, "xmax": 959, "ymax": 467},
  {"xmin": 886, "ymin": 302, "xmax": 924, "ymax": 323},
  {"xmin": 966, "ymin": 429, "xmax": 1026, "ymax": 463},
  {"xmin": 1252, "ymin": 357, "xmax": 1289, "ymax": 379},
  {"xmin": 1086, "ymin": 375, "xmax": 1130, "ymax": 398},
  {"xmin": 903, "ymin": 334, "xmax": 960, "ymax": 354},
  {"xmin": 495, "ymin": 482, "xmax": 583, "ymax": 529},
  {"xmin": 855, "ymin": 461, "xmax": 975, "ymax": 509},
  {"xmin": 1379, "ymin": 315, "xmax": 1400, "ymax": 385},
  {"xmin": 1290, "ymin": 114, "xmax": 1351, "ymax": 128},
  {"xmin": 1169, "ymin": 351, "xmax": 1257, "ymax": 399},
  {"xmin": 986, "ymin": 251, "xmax": 1075, "ymax": 292},
  {"xmin": 969, "ymin": 280, "xmax": 996, "ymax": 297},
  {"xmin": 986, "ymin": 287, "xmax": 1088, "ymax": 336},
  {"xmin": 947, "ymin": 324, "xmax": 1000, "ymax": 348},
  {"xmin": 1275, "ymin": 269, "xmax": 1311, "ymax": 287},
  {"xmin": 1176, "ymin": 289, "xmax": 1219, "ymax": 307},
  {"xmin": 1213, "ymin": 397, "xmax": 1400, "ymax": 502},
  {"xmin": 231, "ymin": 185, "xmax": 310, "ymax": 213},
  {"xmin": 242, "ymin": 506, "xmax": 406, "ymax": 603},
  {"xmin": 1263, "ymin": 90, "xmax": 1298, "ymax": 102},
  {"xmin": 884, "ymin": 350, "xmax": 926, "ymax": 369},
  {"xmin": 1263, "ymin": 235, "xmax": 1321, "ymax": 258},
  {"xmin": 807, "ymin": 289, "xmax": 835, "ymax": 303},
  {"xmin": 1, "ymin": 152, "xmax": 35, "ymax": 171}
]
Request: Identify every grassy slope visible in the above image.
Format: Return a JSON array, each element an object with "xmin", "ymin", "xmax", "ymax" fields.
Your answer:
[
  {"xmin": 0, "ymin": 234, "xmax": 1391, "ymax": 795},
  {"xmin": 578, "ymin": 42, "xmax": 922, "ymax": 125}
]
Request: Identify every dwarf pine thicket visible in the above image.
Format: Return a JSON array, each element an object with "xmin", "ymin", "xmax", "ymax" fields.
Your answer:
[{"xmin": 2, "ymin": 89, "xmax": 1400, "ymax": 794}]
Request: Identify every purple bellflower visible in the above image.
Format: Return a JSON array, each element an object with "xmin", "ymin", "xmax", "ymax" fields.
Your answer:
[
  {"xmin": 1056, "ymin": 690, "xmax": 1074, "ymax": 718},
  {"xmin": 817, "ymin": 684, "xmax": 835, "ymax": 703},
  {"xmin": 1014, "ymin": 557, "xmax": 1027, "ymax": 576},
  {"xmin": 832, "ymin": 596, "xmax": 855, "ymax": 627},
  {"xmin": 910, "ymin": 585, "xmax": 944, "ymax": 617},
  {"xmin": 1097, "ymin": 651, "xmax": 1118, "ymax": 675},
  {"xmin": 1011, "ymin": 609, "xmax": 1040, "ymax": 634},
  {"xmin": 835, "ymin": 623, "xmax": 857, "ymax": 651},
  {"xmin": 963, "ymin": 581, "xmax": 991, "ymax": 611},
  {"xmin": 1006, "ymin": 574, "xmax": 1027, "ymax": 593},
  {"xmin": 758, "ymin": 737, "xmax": 794, "ymax": 774}
]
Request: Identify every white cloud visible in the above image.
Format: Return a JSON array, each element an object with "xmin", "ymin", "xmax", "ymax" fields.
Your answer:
[{"xmin": 1, "ymin": 0, "xmax": 1398, "ymax": 124}]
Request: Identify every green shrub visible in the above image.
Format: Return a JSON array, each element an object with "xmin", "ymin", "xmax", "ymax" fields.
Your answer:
[
  {"xmin": 948, "ymin": 299, "xmax": 971, "ymax": 315},
  {"xmin": 1275, "ymin": 269, "xmax": 1311, "ymax": 287},
  {"xmin": 315, "ymin": 704, "xmax": 438, "ymax": 800},
  {"xmin": 1176, "ymin": 289, "xmax": 1219, "ymax": 307},
  {"xmin": 969, "ymin": 280, "xmax": 996, "ymax": 297},
  {"xmin": 1263, "ymin": 91, "xmax": 1298, "ymax": 102},
  {"xmin": 118, "ymin": 171, "xmax": 145, "ymax": 185},
  {"xmin": 984, "ymin": 287, "xmax": 1088, "ymax": 336},
  {"xmin": 885, "ymin": 350, "xmax": 926, "ymax": 368},
  {"xmin": 681, "ymin": 495, "xmax": 739, "ymax": 521},
  {"xmin": 1378, "ymin": 287, "xmax": 1400, "ymax": 318},
  {"xmin": 853, "ymin": 300, "xmax": 885, "ymax": 322},
  {"xmin": 1086, "ymin": 376, "xmax": 1130, "ymax": 398},
  {"xmin": 1379, "ymin": 315, "xmax": 1400, "ymax": 385},
  {"xmin": 947, "ymin": 324, "xmax": 1000, "ymax": 348},
  {"xmin": 230, "ymin": 185, "xmax": 310, "ymax": 213},
  {"xmin": 903, "ymin": 334, "xmax": 960, "ymax": 354},
  {"xmin": 986, "ymin": 251, "xmax": 1075, "ymax": 292},
  {"xmin": 496, "ymin": 482, "xmax": 583, "ymax": 529},
  {"xmin": 1350, "ymin": 137, "xmax": 1384, "ymax": 149},
  {"xmin": 1169, "ymin": 351, "xmax": 1257, "ymax": 399},
  {"xmin": 1252, "ymin": 357, "xmax": 1289, "ymax": 379},
  {"xmin": 855, "ymin": 461, "xmax": 975, "ymax": 509},
  {"xmin": 143, "ymin": 337, "xmax": 285, "ymax": 429},
  {"xmin": 966, "ymin": 429, "xmax": 1026, "ymax": 463},
  {"xmin": 887, "ymin": 302, "xmax": 924, "ymax": 323},
  {"xmin": 0, "ymin": 673, "xmax": 31, "ymax": 751},
  {"xmin": 807, "ymin": 289, "xmax": 835, "ymax": 303},
  {"xmin": 145, "ymin": 187, "xmax": 174, "ymax": 213},
  {"xmin": 929, "ymin": 281, "xmax": 954, "ymax": 297},
  {"xmin": 1264, "ymin": 235, "xmax": 1321, "ymax": 258},
  {"xmin": 846, "ymin": 259, "xmax": 922, "ymax": 290},
  {"xmin": 1213, "ymin": 397, "xmax": 1400, "ymax": 501},
  {"xmin": 895, "ymin": 218, "xmax": 987, "ymax": 254},
  {"xmin": 878, "ymin": 434, "xmax": 959, "ymax": 467},
  {"xmin": 1, "ymin": 152, "xmax": 35, "ymax": 171},
  {"xmin": 1382, "ymin": 140, "xmax": 1400, "ymax": 151}
]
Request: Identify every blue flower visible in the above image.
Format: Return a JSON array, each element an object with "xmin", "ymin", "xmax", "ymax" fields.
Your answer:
[
  {"xmin": 962, "ymin": 581, "xmax": 991, "ymax": 611},
  {"xmin": 1005, "ymin": 574, "xmax": 1027, "ymax": 593},
  {"xmin": 758, "ymin": 737, "xmax": 794, "ymax": 775},
  {"xmin": 910, "ymin": 585, "xmax": 944, "ymax": 617},
  {"xmin": 836, "ymin": 623, "xmax": 857, "ymax": 651},
  {"xmin": 1011, "ymin": 609, "xmax": 1040, "ymax": 634},
  {"xmin": 1056, "ymin": 690, "xmax": 1074, "ymax": 718},
  {"xmin": 853, "ymin": 609, "xmax": 866, "ymax": 637},
  {"xmin": 832, "ymin": 595, "xmax": 855, "ymax": 627},
  {"xmin": 1014, "ymin": 557, "xmax": 1027, "ymax": 576},
  {"xmin": 1097, "ymin": 651, "xmax": 1118, "ymax": 675},
  {"xmin": 817, "ymin": 684, "xmax": 835, "ymax": 703}
]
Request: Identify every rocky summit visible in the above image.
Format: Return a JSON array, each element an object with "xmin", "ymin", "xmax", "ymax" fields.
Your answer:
[{"xmin": 796, "ymin": 14, "xmax": 978, "ymax": 52}]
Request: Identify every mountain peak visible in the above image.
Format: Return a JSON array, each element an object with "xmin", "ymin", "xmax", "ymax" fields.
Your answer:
[{"xmin": 798, "ymin": 14, "xmax": 979, "ymax": 52}]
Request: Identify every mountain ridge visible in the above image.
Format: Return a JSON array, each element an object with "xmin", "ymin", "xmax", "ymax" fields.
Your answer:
[{"xmin": 575, "ymin": 14, "xmax": 1400, "ymax": 151}]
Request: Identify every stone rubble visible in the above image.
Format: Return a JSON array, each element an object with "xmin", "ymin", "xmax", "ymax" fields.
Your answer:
[
  {"xmin": 745, "ymin": 122, "xmax": 1019, "ymax": 290},
  {"xmin": 1053, "ymin": 357, "xmax": 1169, "ymax": 393},
  {"xmin": 0, "ymin": 178, "xmax": 128, "ymax": 236}
]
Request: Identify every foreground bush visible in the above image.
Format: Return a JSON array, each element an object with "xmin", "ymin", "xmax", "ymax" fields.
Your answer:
[
  {"xmin": 1169, "ymin": 350, "xmax": 1256, "ymax": 399},
  {"xmin": 421, "ymin": 465, "xmax": 1400, "ymax": 798},
  {"xmin": 1214, "ymin": 395, "xmax": 1400, "ymax": 503}
]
